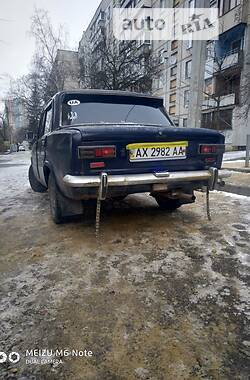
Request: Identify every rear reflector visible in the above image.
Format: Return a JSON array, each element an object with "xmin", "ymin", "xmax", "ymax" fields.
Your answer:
[
  {"xmin": 205, "ymin": 157, "xmax": 217, "ymax": 163},
  {"xmin": 79, "ymin": 146, "xmax": 116, "ymax": 159},
  {"xmin": 200, "ymin": 144, "xmax": 225, "ymax": 155},
  {"xmin": 90, "ymin": 162, "xmax": 105, "ymax": 169}
]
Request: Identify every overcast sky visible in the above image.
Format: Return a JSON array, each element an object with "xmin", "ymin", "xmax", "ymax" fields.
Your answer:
[{"xmin": 0, "ymin": 0, "xmax": 101, "ymax": 100}]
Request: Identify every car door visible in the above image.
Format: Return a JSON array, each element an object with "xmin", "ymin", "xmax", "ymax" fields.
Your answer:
[{"xmin": 37, "ymin": 103, "xmax": 53, "ymax": 186}]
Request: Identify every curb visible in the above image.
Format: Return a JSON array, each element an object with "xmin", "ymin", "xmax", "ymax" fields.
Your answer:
[
  {"xmin": 216, "ymin": 184, "xmax": 250, "ymax": 197},
  {"xmin": 222, "ymin": 167, "xmax": 250, "ymax": 174}
]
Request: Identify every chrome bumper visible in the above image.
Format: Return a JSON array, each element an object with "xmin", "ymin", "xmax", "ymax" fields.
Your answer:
[{"xmin": 63, "ymin": 169, "xmax": 231, "ymax": 190}]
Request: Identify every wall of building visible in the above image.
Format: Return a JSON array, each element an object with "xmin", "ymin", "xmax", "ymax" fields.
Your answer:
[
  {"xmin": 78, "ymin": 0, "xmax": 249, "ymax": 146},
  {"xmin": 54, "ymin": 49, "xmax": 80, "ymax": 90},
  {"xmin": 232, "ymin": 1, "xmax": 250, "ymax": 146}
]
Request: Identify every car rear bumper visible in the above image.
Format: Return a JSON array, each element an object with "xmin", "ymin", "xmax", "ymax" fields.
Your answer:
[{"xmin": 63, "ymin": 169, "xmax": 231, "ymax": 191}]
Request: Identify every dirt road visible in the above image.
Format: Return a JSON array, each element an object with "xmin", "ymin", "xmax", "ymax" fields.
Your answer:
[{"xmin": 0, "ymin": 152, "xmax": 249, "ymax": 380}]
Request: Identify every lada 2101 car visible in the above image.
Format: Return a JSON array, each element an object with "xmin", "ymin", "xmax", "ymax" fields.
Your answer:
[{"xmin": 29, "ymin": 90, "xmax": 230, "ymax": 224}]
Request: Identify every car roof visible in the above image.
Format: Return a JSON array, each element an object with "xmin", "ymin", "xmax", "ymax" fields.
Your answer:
[{"xmin": 54, "ymin": 89, "xmax": 163, "ymax": 102}]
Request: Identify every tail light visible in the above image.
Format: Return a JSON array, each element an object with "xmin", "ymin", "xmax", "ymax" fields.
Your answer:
[
  {"xmin": 78, "ymin": 146, "xmax": 116, "ymax": 159},
  {"xmin": 199, "ymin": 144, "xmax": 225, "ymax": 155}
]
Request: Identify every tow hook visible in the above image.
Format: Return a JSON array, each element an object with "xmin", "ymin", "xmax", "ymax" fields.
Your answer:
[
  {"xmin": 208, "ymin": 167, "xmax": 218, "ymax": 190},
  {"xmin": 206, "ymin": 167, "xmax": 219, "ymax": 221},
  {"xmin": 96, "ymin": 172, "xmax": 108, "ymax": 237}
]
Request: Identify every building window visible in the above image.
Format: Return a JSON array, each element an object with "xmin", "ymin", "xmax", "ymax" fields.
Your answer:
[
  {"xmin": 171, "ymin": 40, "xmax": 178, "ymax": 51},
  {"xmin": 184, "ymin": 90, "xmax": 190, "ymax": 108},
  {"xmin": 202, "ymin": 109, "xmax": 233, "ymax": 130},
  {"xmin": 189, "ymin": 0, "xmax": 195, "ymax": 9},
  {"xmin": 169, "ymin": 105, "xmax": 176, "ymax": 115},
  {"xmin": 158, "ymin": 48, "xmax": 165, "ymax": 64},
  {"xmin": 222, "ymin": 0, "xmax": 240, "ymax": 15},
  {"xmin": 185, "ymin": 60, "xmax": 192, "ymax": 79},
  {"xmin": 210, "ymin": 0, "xmax": 217, "ymax": 6},
  {"xmin": 206, "ymin": 41, "xmax": 215, "ymax": 60},
  {"xmin": 170, "ymin": 78, "xmax": 177, "ymax": 89},
  {"xmin": 186, "ymin": 39, "xmax": 193, "ymax": 50},
  {"xmin": 169, "ymin": 52, "xmax": 177, "ymax": 66},
  {"xmin": 204, "ymin": 78, "xmax": 213, "ymax": 98},
  {"xmin": 183, "ymin": 118, "xmax": 188, "ymax": 127},
  {"xmin": 170, "ymin": 65, "xmax": 177, "ymax": 76},
  {"xmin": 170, "ymin": 93, "xmax": 176, "ymax": 103},
  {"xmin": 231, "ymin": 38, "xmax": 242, "ymax": 52},
  {"xmin": 160, "ymin": 0, "xmax": 167, "ymax": 7},
  {"xmin": 156, "ymin": 74, "xmax": 164, "ymax": 89}
]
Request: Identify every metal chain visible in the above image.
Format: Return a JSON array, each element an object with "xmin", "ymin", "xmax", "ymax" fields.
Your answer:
[
  {"xmin": 95, "ymin": 198, "xmax": 101, "ymax": 237},
  {"xmin": 206, "ymin": 186, "xmax": 211, "ymax": 221}
]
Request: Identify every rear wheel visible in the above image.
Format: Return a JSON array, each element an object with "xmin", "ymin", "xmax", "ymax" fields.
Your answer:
[
  {"xmin": 29, "ymin": 165, "xmax": 47, "ymax": 193},
  {"xmin": 154, "ymin": 195, "xmax": 182, "ymax": 211}
]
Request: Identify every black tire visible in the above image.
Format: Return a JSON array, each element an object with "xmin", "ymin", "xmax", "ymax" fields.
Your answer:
[
  {"xmin": 48, "ymin": 173, "xmax": 65, "ymax": 224},
  {"xmin": 113, "ymin": 195, "xmax": 127, "ymax": 201},
  {"xmin": 154, "ymin": 195, "xmax": 182, "ymax": 212},
  {"xmin": 29, "ymin": 165, "xmax": 47, "ymax": 193}
]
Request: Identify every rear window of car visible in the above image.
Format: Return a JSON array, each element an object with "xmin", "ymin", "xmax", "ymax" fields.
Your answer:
[{"xmin": 61, "ymin": 94, "xmax": 173, "ymax": 127}]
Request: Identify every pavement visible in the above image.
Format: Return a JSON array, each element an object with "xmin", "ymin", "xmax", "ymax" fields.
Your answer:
[
  {"xmin": 0, "ymin": 151, "xmax": 249, "ymax": 380},
  {"xmin": 222, "ymin": 160, "xmax": 250, "ymax": 173},
  {"xmin": 220, "ymin": 160, "xmax": 250, "ymax": 197},
  {"xmin": 223, "ymin": 150, "xmax": 246, "ymax": 162}
]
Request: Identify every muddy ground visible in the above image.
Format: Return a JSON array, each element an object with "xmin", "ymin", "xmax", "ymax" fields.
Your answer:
[{"xmin": 0, "ymin": 152, "xmax": 249, "ymax": 380}]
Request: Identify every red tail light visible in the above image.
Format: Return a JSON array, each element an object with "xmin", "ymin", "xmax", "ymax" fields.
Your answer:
[
  {"xmin": 95, "ymin": 147, "xmax": 116, "ymax": 158},
  {"xmin": 78, "ymin": 146, "xmax": 116, "ymax": 159},
  {"xmin": 199, "ymin": 144, "xmax": 225, "ymax": 155}
]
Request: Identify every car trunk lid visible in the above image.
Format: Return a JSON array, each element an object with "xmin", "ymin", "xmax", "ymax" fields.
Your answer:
[{"xmin": 72, "ymin": 124, "xmax": 225, "ymax": 175}]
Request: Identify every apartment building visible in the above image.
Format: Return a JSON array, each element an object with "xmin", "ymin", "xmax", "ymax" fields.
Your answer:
[
  {"xmin": 78, "ymin": 0, "xmax": 114, "ymax": 88},
  {"xmin": 154, "ymin": 0, "xmax": 250, "ymax": 146},
  {"xmin": 79, "ymin": 0, "xmax": 249, "ymax": 146},
  {"xmin": 53, "ymin": 49, "xmax": 80, "ymax": 90},
  {"xmin": 202, "ymin": 0, "xmax": 250, "ymax": 146},
  {"xmin": 4, "ymin": 98, "xmax": 28, "ymax": 131}
]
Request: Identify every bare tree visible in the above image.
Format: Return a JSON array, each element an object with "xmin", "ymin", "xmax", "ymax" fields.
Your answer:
[
  {"xmin": 3, "ymin": 8, "xmax": 77, "ymax": 146},
  {"xmin": 8, "ymin": 69, "xmax": 43, "ymax": 136},
  {"xmin": 30, "ymin": 8, "xmax": 69, "ymax": 101},
  {"xmin": 81, "ymin": 35, "xmax": 160, "ymax": 93},
  {"xmin": 240, "ymin": 70, "xmax": 250, "ymax": 120}
]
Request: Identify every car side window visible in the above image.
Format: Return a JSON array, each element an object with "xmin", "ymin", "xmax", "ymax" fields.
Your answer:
[
  {"xmin": 37, "ymin": 112, "xmax": 45, "ymax": 139},
  {"xmin": 44, "ymin": 106, "xmax": 52, "ymax": 135}
]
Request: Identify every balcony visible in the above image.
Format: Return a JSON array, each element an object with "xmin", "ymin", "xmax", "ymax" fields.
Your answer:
[
  {"xmin": 90, "ymin": 29, "xmax": 105, "ymax": 51},
  {"xmin": 219, "ymin": 4, "xmax": 243, "ymax": 34},
  {"xmin": 202, "ymin": 93, "xmax": 236, "ymax": 111},
  {"xmin": 214, "ymin": 49, "xmax": 243, "ymax": 74}
]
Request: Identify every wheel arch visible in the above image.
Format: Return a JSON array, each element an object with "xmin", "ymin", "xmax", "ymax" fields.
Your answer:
[{"xmin": 43, "ymin": 161, "xmax": 53, "ymax": 187}]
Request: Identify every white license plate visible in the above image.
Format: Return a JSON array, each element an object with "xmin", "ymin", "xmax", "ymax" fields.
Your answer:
[{"xmin": 127, "ymin": 141, "xmax": 188, "ymax": 162}]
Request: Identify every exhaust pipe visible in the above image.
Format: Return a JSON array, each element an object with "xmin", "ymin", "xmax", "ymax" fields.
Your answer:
[{"xmin": 170, "ymin": 191, "xmax": 196, "ymax": 202}]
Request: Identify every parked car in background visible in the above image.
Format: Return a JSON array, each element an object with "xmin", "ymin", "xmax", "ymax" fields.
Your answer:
[
  {"xmin": 29, "ymin": 90, "xmax": 229, "ymax": 224},
  {"xmin": 18, "ymin": 145, "xmax": 25, "ymax": 151}
]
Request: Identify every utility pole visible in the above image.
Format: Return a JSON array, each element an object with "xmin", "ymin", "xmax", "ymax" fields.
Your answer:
[
  {"xmin": 163, "ymin": 48, "xmax": 168, "ymax": 108},
  {"xmin": 246, "ymin": 135, "xmax": 250, "ymax": 168},
  {"xmin": 188, "ymin": 0, "xmax": 207, "ymax": 129}
]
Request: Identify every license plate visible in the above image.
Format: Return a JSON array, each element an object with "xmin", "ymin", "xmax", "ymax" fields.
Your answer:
[{"xmin": 127, "ymin": 141, "xmax": 188, "ymax": 162}]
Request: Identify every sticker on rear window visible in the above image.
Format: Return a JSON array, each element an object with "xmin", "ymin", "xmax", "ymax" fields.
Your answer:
[
  {"xmin": 67, "ymin": 111, "xmax": 78, "ymax": 121},
  {"xmin": 67, "ymin": 99, "xmax": 80, "ymax": 106}
]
